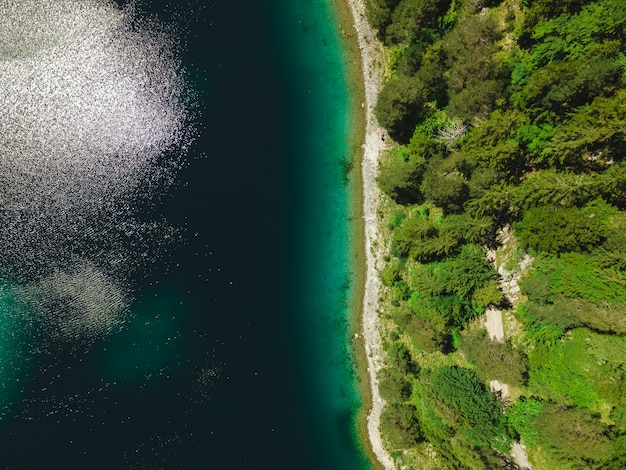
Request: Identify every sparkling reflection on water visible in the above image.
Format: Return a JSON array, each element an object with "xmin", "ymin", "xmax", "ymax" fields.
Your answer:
[{"xmin": 0, "ymin": 0, "xmax": 202, "ymax": 432}]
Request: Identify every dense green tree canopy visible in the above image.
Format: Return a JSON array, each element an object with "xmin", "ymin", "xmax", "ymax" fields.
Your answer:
[
  {"xmin": 369, "ymin": 0, "xmax": 626, "ymax": 466},
  {"xmin": 531, "ymin": 404, "xmax": 612, "ymax": 461},
  {"xmin": 374, "ymin": 75, "xmax": 426, "ymax": 142},
  {"xmin": 514, "ymin": 198, "xmax": 616, "ymax": 253},
  {"xmin": 431, "ymin": 366, "xmax": 509, "ymax": 449}
]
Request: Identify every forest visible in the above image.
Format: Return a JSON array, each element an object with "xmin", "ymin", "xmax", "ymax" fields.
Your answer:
[{"xmin": 365, "ymin": 0, "xmax": 626, "ymax": 467}]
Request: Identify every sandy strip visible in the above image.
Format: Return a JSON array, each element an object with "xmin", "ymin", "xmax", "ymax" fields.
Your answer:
[
  {"xmin": 484, "ymin": 306, "xmax": 505, "ymax": 341},
  {"xmin": 344, "ymin": 2, "xmax": 395, "ymax": 469}
]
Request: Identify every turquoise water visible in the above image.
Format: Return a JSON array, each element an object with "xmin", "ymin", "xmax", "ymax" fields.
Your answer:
[
  {"xmin": 0, "ymin": 1, "xmax": 370, "ymax": 468},
  {"xmin": 268, "ymin": 1, "xmax": 369, "ymax": 468},
  {"xmin": 0, "ymin": 285, "xmax": 34, "ymax": 417}
]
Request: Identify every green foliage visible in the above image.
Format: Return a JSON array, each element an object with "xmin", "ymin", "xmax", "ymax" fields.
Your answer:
[
  {"xmin": 392, "ymin": 215, "xmax": 458, "ymax": 262},
  {"xmin": 511, "ymin": 1, "xmax": 626, "ymax": 123},
  {"xmin": 604, "ymin": 435, "xmax": 626, "ymax": 468},
  {"xmin": 467, "ymin": 167, "xmax": 504, "ymax": 200},
  {"xmin": 377, "ymin": 146, "xmax": 426, "ymax": 204},
  {"xmin": 449, "ymin": 80, "xmax": 499, "ymax": 125},
  {"xmin": 529, "ymin": 296, "xmax": 626, "ymax": 334},
  {"xmin": 412, "ymin": 381, "xmax": 455, "ymax": 450},
  {"xmin": 390, "ymin": 41, "xmax": 430, "ymax": 77},
  {"xmin": 438, "ymin": 213, "xmax": 495, "ymax": 245},
  {"xmin": 579, "ymin": 325, "xmax": 625, "ymax": 364},
  {"xmin": 507, "ymin": 398, "xmax": 543, "ymax": 447},
  {"xmin": 471, "ymin": 280, "xmax": 504, "ymax": 309},
  {"xmin": 571, "ymin": 329, "xmax": 626, "ymax": 408},
  {"xmin": 385, "ymin": 0, "xmax": 448, "ymax": 45},
  {"xmin": 519, "ymin": 48, "xmax": 621, "ymax": 114},
  {"xmin": 523, "ymin": 327, "xmax": 626, "ymax": 413},
  {"xmin": 409, "ymin": 292, "xmax": 475, "ymax": 331},
  {"xmin": 442, "ymin": 13, "xmax": 502, "ymax": 121},
  {"xmin": 464, "ymin": 183, "xmax": 513, "ymax": 219},
  {"xmin": 386, "ymin": 340, "xmax": 417, "ymax": 375},
  {"xmin": 602, "ymin": 210, "xmax": 626, "ymax": 253},
  {"xmin": 407, "ymin": 244, "xmax": 498, "ymax": 328},
  {"xmin": 409, "ymin": 128, "xmax": 448, "ymax": 157},
  {"xmin": 519, "ymin": 251, "xmax": 626, "ymax": 333},
  {"xmin": 392, "ymin": 210, "xmax": 495, "ymax": 263},
  {"xmin": 512, "ymin": 169, "xmax": 600, "ymax": 209},
  {"xmin": 514, "ymin": 198, "xmax": 617, "ymax": 253},
  {"xmin": 540, "ymin": 89, "xmax": 626, "ymax": 168},
  {"xmin": 411, "ymin": 367, "xmax": 512, "ymax": 467},
  {"xmin": 461, "ymin": 329, "xmax": 528, "ymax": 387},
  {"xmin": 380, "ymin": 403, "xmax": 423, "ymax": 449},
  {"xmin": 370, "ymin": 0, "xmax": 626, "ymax": 463},
  {"xmin": 528, "ymin": 348, "xmax": 599, "ymax": 409},
  {"xmin": 378, "ymin": 366, "xmax": 413, "ymax": 402},
  {"xmin": 448, "ymin": 435, "xmax": 510, "ymax": 470},
  {"xmin": 415, "ymin": 42, "xmax": 448, "ymax": 105},
  {"xmin": 380, "ymin": 258, "xmax": 402, "ymax": 287},
  {"xmin": 364, "ymin": 0, "xmax": 402, "ymax": 38},
  {"xmin": 378, "ymin": 132, "xmax": 448, "ymax": 204},
  {"xmin": 392, "ymin": 305, "xmax": 450, "ymax": 352},
  {"xmin": 410, "ymin": 109, "xmax": 449, "ymax": 138},
  {"xmin": 375, "ymin": 75, "xmax": 426, "ymax": 143},
  {"xmin": 387, "ymin": 209, "xmax": 405, "ymax": 229},
  {"xmin": 390, "ymin": 279, "xmax": 410, "ymax": 305},
  {"xmin": 527, "ymin": 0, "xmax": 626, "ymax": 57},
  {"xmin": 367, "ymin": 0, "xmax": 451, "ymax": 46},
  {"xmin": 600, "ymin": 163, "xmax": 626, "ymax": 206},
  {"xmin": 462, "ymin": 109, "xmax": 525, "ymax": 174},
  {"xmin": 420, "ymin": 153, "xmax": 470, "ymax": 213},
  {"xmin": 450, "ymin": 328, "xmax": 461, "ymax": 350},
  {"xmin": 554, "ymin": 253, "xmax": 626, "ymax": 304},
  {"xmin": 434, "ymin": 244, "xmax": 497, "ymax": 299},
  {"xmin": 523, "ymin": 294, "xmax": 579, "ymax": 331},
  {"xmin": 515, "ymin": 121, "xmax": 554, "ymax": 158},
  {"xmin": 431, "ymin": 366, "xmax": 510, "ymax": 449},
  {"xmin": 520, "ymin": 251, "xmax": 626, "ymax": 306},
  {"xmin": 531, "ymin": 404, "xmax": 612, "ymax": 461}
]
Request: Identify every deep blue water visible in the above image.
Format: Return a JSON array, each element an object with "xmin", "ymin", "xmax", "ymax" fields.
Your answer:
[{"xmin": 0, "ymin": 1, "xmax": 369, "ymax": 469}]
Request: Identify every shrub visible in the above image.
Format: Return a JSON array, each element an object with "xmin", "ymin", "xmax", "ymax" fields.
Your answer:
[
  {"xmin": 392, "ymin": 215, "xmax": 460, "ymax": 262},
  {"xmin": 364, "ymin": 0, "xmax": 401, "ymax": 38},
  {"xmin": 435, "ymin": 244, "xmax": 497, "ymax": 301},
  {"xmin": 442, "ymin": 14, "xmax": 502, "ymax": 122},
  {"xmin": 380, "ymin": 403, "xmax": 423, "ymax": 448},
  {"xmin": 462, "ymin": 109, "xmax": 525, "ymax": 174},
  {"xmin": 431, "ymin": 366, "xmax": 510, "ymax": 449},
  {"xmin": 461, "ymin": 329, "xmax": 528, "ymax": 387},
  {"xmin": 375, "ymin": 75, "xmax": 426, "ymax": 143},
  {"xmin": 471, "ymin": 280, "xmax": 504, "ymax": 309},
  {"xmin": 378, "ymin": 147, "xmax": 425, "ymax": 204},
  {"xmin": 380, "ymin": 258, "xmax": 403, "ymax": 287},
  {"xmin": 514, "ymin": 198, "xmax": 617, "ymax": 253},
  {"xmin": 378, "ymin": 366, "xmax": 413, "ymax": 402},
  {"xmin": 386, "ymin": 340, "xmax": 418, "ymax": 375},
  {"xmin": 507, "ymin": 398, "xmax": 543, "ymax": 447},
  {"xmin": 420, "ymin": 153, "xmax": 471, "ymax": 213},
  {"xmin": 392, "ymin": 305, "xmax": 450, "ymax": 352},
  {"xmin": 531, "ymin": 404, "xmax": 612, "ymax": 461}
]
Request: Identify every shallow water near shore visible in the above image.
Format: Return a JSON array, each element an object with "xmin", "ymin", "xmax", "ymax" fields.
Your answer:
[{"xmin": 0, "ymin": 0, "xmax": 369, "ymax": 468}]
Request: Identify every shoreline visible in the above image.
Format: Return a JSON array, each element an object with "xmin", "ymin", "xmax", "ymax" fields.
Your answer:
[{"xmin": 330, "ymin": 0, "xmax": 394, "ymax": 468}]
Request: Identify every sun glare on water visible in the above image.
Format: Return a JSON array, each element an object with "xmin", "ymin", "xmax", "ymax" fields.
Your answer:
[{"xmin": 0, "ymin": 0, "xmax": 197, "ymax": 404}]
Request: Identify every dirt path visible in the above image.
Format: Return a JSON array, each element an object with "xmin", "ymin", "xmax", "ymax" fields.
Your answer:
[
  {"xmin": 485, "ymin": 225, "xmax": 533, "ymax": 468},
  {"xmin": 484, "ymin": 306, "xmax": 504, "ymax": 341},
  {"xmin": 512, "ymin": 443, "xmax": 532, "ymax": 470},
  {"xmin": 344, "ymin": 0, "xmax": 395, "ymax": 468}
]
